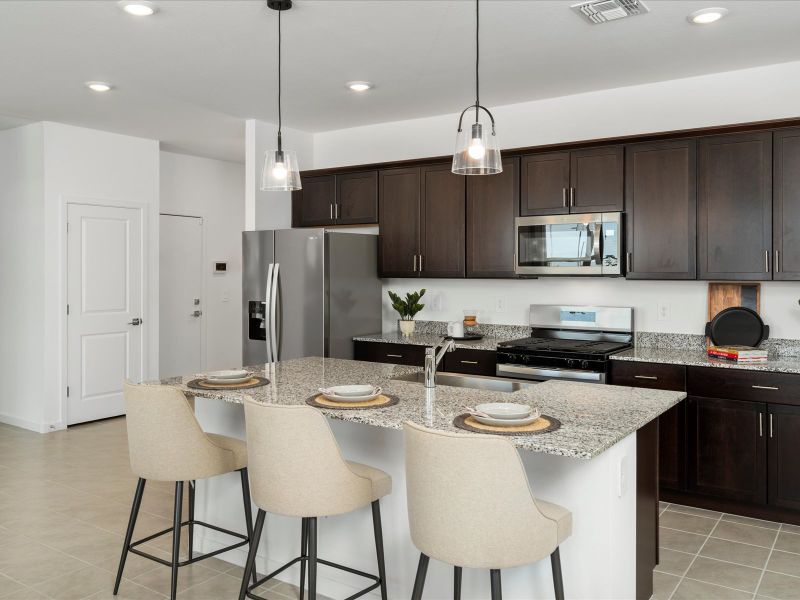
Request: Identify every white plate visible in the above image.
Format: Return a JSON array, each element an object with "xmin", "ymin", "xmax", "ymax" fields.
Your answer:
[
  {"xmin": 319, "ymin": 387, "xmax": 382, "ymax": 403},
  {"xmin": 325, "ymin": 384, "xmax": 377, "ymax": 397},
  {"xmin": 475, "ymin": 403, "xmax": 532, "ymax": 420},
  {"xmin": 207, "ymin": 374, "xmax": 252, "ymax": 385},
  {"xmin": 472, "ymin": 413, "xmax": 540, "ymax": 427},
  {"xmin": 207, "ymin": 369, "xmax": 249, "ymax": 380}
]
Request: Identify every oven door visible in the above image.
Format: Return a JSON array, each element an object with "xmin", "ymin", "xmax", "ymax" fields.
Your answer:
[
  {"xmin": 497, "ymin": 363, "xmax": 606, "ymax": 384},
  {"xmin": 514, "ymin": 212, "xmax": 621, "ymax": 276}
]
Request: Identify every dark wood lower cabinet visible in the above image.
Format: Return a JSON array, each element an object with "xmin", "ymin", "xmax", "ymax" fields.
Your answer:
[
  {"xmin": 768, "ymin": 404, "xmax": 800, "ymax": 511},
  {"xmin": 442, "ymin": 349, "xmax": 496, "ymax": 377},
  {"xmin": 353, "ymin": 341, "xmax": 425, "ymax": 367}
]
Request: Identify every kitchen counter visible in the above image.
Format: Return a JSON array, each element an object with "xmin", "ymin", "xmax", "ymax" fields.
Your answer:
[
  {"xmin": 164, "ymin": 356, "xmax": 684, "ymax": 459},
  {"xmin": 353, "ymin": 331, "xmax": 507, "ymax": 351},
  {"xmin": 612, "ymin": 346, "xmax": 800, "ymax": 375}
]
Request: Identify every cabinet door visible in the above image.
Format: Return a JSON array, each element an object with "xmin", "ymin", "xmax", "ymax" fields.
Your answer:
[
  {"xmin": 337, "ymin": 171, "xmax": 378, "ymax": 225},
  {"xmin": 466, "ymin": 157, "xmax": 519, "ymax": 277},
  {"xmin": 378, "ymin": 168, "xmax": 420, "ymax": 278},
  {"xmin": 768, "ymin": 404, "xmax": 800, "ymax": 511},
  {"xmin": 687, "ymin": 396, "xmax": 767, "ymax": 503},
  {"xmin": 570, "ymin": 146, "xmax": 624, "ymax": 213},
  {"xmin": 520, "ymin": 152, "xmax": 570, "ymax": 216},
  {"xmin": 443, "ymin": 349, "xmax": 497, "ymax": 377},
  {"xmin": 698, "ymin": 132, "xmax": 772, "ymax": 280},
  {"xmin": 420, "ymin": 163, "xmax": 466, "ymax": 278},
  {"xmin": 774, "ymin": 129, "xmax": 800, "ymax": 280},
  {"xmin": 625, "ymin": 140, "xmax": 697, "ymax": 279},
  {"xmin": 353, "ymin": 341, "xmax": 425, "ymax": 367},
  {"xmin": 292, "ymin": 175, "xmax": 336, "ymax": 227}
]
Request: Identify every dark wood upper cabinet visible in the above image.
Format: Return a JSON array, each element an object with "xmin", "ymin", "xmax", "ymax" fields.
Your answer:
[
  {"xmin": 698, "ymin": 132, "xmax": 772, "ymax": 280},
  {"xmin": 768, "ymin": 404, "xmax": 800, "ymax": 511},
  {"xmin": 570, "ymin": 146, "xmax": 625, "ymax": 213},
  {"xmin": 336, "ymin": 171, "xmax": 378, "ymax": 225},
  {"xmin": 687, "ymin": 396, "xmax": 767, "ymax": 504},
  {"xmin": 466, "ymin": 157, "xmax": 520, "ymax": 278},
  {"xmin": 420, "ymin": 163, "xmax": 466, "ymax": 278},
  {"xmin": 292, "ymin": 175, "xmax": 336, "ymax": 227},
  {"xmin": 378, "ymin": 167, "xmax": 420, "ymax": 278},
  {"xmin": 774, "ymin": 128, "xmax": 800, "ymax": 280},
  {"xmin": 625, "ymin": 139, "xmax": 697, "ymax": 280},
  {"xmin": 520, "ymin": 152, "xmax": 570, "ymax": 216}
]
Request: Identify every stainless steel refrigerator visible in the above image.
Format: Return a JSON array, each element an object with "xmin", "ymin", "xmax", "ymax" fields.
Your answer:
[{"xmin": 242, "ymin": 229, "xmax": 382, "ymax": 364}]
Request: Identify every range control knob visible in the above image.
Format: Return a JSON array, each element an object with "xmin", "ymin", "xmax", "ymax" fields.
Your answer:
[
  {"xmin": 581, "ymin": 360, "xmax": 589, "ymax": 369},
  {"xmin": 567, "ymin": 359, "xmax": 577, "ymax": 368}
]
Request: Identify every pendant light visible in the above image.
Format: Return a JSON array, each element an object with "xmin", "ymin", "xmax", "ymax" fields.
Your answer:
[
  {"xmin": 452, "ymin": 0, "xmax": 502, "ymax": 176},
  {"xmin": 261, "ymin": 0, "xmax": 301, "ymax": 191}
]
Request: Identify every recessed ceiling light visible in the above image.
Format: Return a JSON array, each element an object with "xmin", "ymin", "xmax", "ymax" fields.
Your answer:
[
  {"xmin": 347, "ymin": 81, "xmax": 373, "ymax": 92},
  {"xmin": 118, "ymin": 1, "xmax": 157, "ymax": 16},
  {"xmin": 687, "ymin": 7, "xmax": 728, "ymax": 24},
  {"xmin": 85, "ymin": 81, "xmax": 113, "ymax": 92}
]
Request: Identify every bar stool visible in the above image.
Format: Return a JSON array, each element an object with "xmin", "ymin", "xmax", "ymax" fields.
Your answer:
[
  {"xmin": 239, "ymin": 401, "xmax": 391, "ymax": 600},
  {"xmin": 114, "ymin": 382, "xmax": 256, "ymax": 600},
  {"xmin": 404, "ymin": 421, "xmax": 572, "ymax": 600}
]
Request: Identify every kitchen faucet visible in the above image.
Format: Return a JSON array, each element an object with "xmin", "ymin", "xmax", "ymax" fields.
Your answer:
[{"xmin": 424, "ymin": 337, "xmax": 456, "ymax": 388}]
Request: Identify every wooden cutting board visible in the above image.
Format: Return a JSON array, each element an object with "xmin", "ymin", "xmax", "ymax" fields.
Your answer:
[{"xmin": 707, "ymin": 282, "xmax": 761, "ymax": 345}]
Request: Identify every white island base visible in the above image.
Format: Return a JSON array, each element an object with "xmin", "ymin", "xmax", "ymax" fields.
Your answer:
[{"xmin": 191, "ymin": 398, "xmax": 656, "ymax": 600}]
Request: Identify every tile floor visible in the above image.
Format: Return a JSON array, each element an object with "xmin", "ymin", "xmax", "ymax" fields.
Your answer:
[
  {"xmin": 2, "ymin": 417, "xmax": 800, "ymax": 599},
  {"xmin": 654, "ymin": 502, "xmax": 800, "ymax": 599}
]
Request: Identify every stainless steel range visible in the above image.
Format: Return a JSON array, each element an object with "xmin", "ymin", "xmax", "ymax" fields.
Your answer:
[{"xmin": 496, "ymin": 305, "xmax": 633, "ymax": 384}]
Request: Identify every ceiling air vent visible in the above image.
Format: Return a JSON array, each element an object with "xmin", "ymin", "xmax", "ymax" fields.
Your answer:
[{"xmin": 571, "ymin": 0, "xmax": 650, "ymax": 24}]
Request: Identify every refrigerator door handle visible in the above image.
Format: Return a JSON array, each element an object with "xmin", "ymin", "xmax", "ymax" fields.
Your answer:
[
  {"xmin": 270, "ymin": 262, "xmax": 280, "ymax": 362},
  {"xmin": 264, "ymin": 262, "xmax": 274, "ymax": 362}
]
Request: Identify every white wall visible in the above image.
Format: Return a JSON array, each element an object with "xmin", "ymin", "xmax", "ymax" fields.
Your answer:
[
  {"xmin": 160, "ymin": 151, "xmax": 245, "ymax": 371},
  {"xmin": 311, "ymin": 60, "xmax": 800, "ymax": 339},
  {"xmin": 245, "ymin": 119, "xmax": 313, "ymax": 231},
  {"xmin": 0, "ymin": 124, "xmax": 45, "ymax": 431}
]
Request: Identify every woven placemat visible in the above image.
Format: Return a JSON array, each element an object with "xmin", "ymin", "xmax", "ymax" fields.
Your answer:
[
  {"xmin": 186, "ymin": 376, "xmax": 269, "ymax": 391},
  {"xmin": 306, "ymin": 393, "xmax": 399, "ymax": 410},
  {"xmin": 453, "ymin": 413, "xmax": 561, "ymax": 436}
]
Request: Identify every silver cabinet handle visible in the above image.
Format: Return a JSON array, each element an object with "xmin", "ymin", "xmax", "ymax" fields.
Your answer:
[
  {"xmin": 127, "ymin": 318, "xmax": 142, "ymax": 326},
  {"xmin": 626, "ymin": 252, "xmax": 632, "ymax": 273},
  {"xmin": 562, "ymin": 188, "xmax": 567, "ymax": 208},
  {"xmin": 759, "ymin": 413, "xmax": 763, "ymax": 437},
  {"xmin": 413, "ymin": 254, "xmax": 417, "ymax": 272},
  {"xmin": 570, "ymin": 187, "xmax": 576, "ymax": 207},
  {"xmin": 190, "ymin": 310, "xmax": 202, "ymax": 317},
  {"xmin": 460, "ymin": 360, "xmax": 479, "ymax": 365},
  {"xmin": 776, "ymin": 250, "xmax": 781, "ymax": 273},
  {"xmin": 419, "ymin": 254, "xmax": 424, "ymax": 271},
  {"xmin": 335, "ymin": 203, "xmax": 339, "ymax": 219},
  {"xmin": 386, "ymin": 354, "xmax": 403, "ymax": 358},
  {"xmin": 765, "ymin": 250, "xmax": 770, "ymax": 273},
  {"xmin": 770, "ymin": 413, "xmax": 774, "ymax": 438},
  {"xmin": 752, "ymin": 385, "xmax": 779, "ymax": 390},
  {"xmin": 330, "ymin": 204, "xmax": 333, "ymax": 220},
  {"xmin": 635, "ymin": 375, "xmax": 658, "ymax": 380}
]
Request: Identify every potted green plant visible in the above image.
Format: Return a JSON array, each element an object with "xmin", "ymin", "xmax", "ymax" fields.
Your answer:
[{"xmin": 388, "ymin": 289, "xmax": 426, "ymax": 337}]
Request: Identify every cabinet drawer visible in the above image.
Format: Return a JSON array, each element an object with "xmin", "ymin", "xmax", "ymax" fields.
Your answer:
[
  {"xmin": 353, "ymin": 341, "xmax": 425, "ymax": 367},
  {"xmin": 688, "ymin": 367, "xmax": 800, "ymax": 405},
  {"xmin": 443, "ymin": 349, "xmax": 497, "ymax": 376},
  {"xmin": 609, "ymin": 361, "xmax": 686, "ymax": 391}
]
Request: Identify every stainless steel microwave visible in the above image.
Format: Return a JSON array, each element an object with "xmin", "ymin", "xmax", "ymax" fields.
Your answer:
[{"xmin": 514, "ymin": 212, "xmax": 622, "ymax": 276}]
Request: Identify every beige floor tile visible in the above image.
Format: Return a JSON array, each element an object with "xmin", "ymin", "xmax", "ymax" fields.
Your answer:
[
  {"xmin": 781, "ymin": 524, "xmax": 800, "ymax": 536},
  {"xmin": 659, "ymin": 527, "xmax": 707, "ymax": 554},
  {"xmin": 32, "ymin": 565, "xmax": 115, "ymax": 600},
  {"xmin": 660, "ymin": 511, "xmax": 718, "ymax": 535},
  {"xmin": 0, "ymin": 574, "xmax": 27, "ymax": 598},
  {"xmin": 775, "ymin": 532, "xmax": 800, "ymax": 555},
  {"xmin": 85, "ymin": 578, "xmax": 166, "ymax": 599},
  {"xmin": 0, "ymin": 587, "xmax": 48, "ymax": 599},
  {"xmin": 177, "ymin": 573, "xmax": 242, "ymax": 599},
  {"xmin": 757, "ymin": 570, "xmax": 800, "ymax": 599},
  {"xmin": 673, "ymin": 577, "xmax": 753, "ymax": 600},
  {"xmin": 659, "ymin": 501, "xmax": 669, "ymax": 511},
  {"xmin": 0, "ymin": 539, "xmax": 88, "ymax": 586},
  {"xmin": 722, "ymin": 514, "xmax": 782, "ymax": 531},
  {"xmin": 711, "ymin": 521, "xmax": 779, "ymax": 548},
  {"xmin": 652, "ymin": 571, "xmax": 681, "ymax": 600},
  {"xmin": 654, "ymin": 548, "xmax": 694, "ymax": 576},
  {"xmin": 700, "ymin": 536, "xmax": 772, "ymax": 569},
  {"xmin": 685, "ymin": 556, "xmax": 763, "ymax": 593},
  {"xmin": 767, "ymin": 550, "xmax": 800, "ymax": 578},
  {"xmin": 667, "ymin": 503, "xmax": 723, "ymax": 520},
  {"xmin": 131, "ymin": 562, "xmax": 218, "ymax": 597}
]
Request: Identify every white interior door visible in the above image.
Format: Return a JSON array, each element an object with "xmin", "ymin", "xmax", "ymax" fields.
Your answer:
[
  {"xmin": 159, "ymin": 214, "xmax": 203, "ymax": 378},
  {"xmin": 67, "ymin": 203, "xmax": 143, "ymax": 425}
]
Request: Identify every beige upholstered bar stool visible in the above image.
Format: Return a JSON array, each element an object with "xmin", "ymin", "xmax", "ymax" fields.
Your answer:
[
  {"xmin": 239, "ymin": 400, "xmax": 391, "ymax": 600},
  {"xmin": 404, "ymin": 421, "xmax": 572, "ymax": 600},
  {"xmin": 115, "ymin": 382, "xmax": 256, "ymax": 600}
]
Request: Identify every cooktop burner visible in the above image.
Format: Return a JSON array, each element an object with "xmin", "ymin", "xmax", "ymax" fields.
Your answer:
[{"xmin": 498, "ymin": 336, "xmax": 631, "ymax": 356}]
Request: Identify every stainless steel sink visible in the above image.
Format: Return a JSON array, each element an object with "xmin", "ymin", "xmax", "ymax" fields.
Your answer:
[{"xmin": 392, "ymin": 371, "xmax": 537, "ymax": 393}]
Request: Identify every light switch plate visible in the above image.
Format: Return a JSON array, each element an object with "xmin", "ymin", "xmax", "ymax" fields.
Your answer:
[{"xmin": 657, "ymin": 302, "xmax": 671, "ymax": 321}]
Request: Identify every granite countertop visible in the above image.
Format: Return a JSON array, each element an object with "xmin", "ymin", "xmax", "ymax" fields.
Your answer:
[
  {"xmin": 162, "ymin": 356, "xmax": 684, "ymax": 460},
  {"xmin": 611, "ymin": 347, "xmax": 800, "ymax": 375},
  {"xmin": 353, "ymin": 331, "xmax": 509, "ymax": 351}
]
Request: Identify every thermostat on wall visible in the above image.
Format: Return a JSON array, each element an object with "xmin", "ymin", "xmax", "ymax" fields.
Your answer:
[{"xmin": 213, "ymin": 261, "xmax": 228, "ymax": 274}]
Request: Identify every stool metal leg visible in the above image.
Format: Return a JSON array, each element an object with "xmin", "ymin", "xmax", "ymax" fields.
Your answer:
[
  {"xmin": 171, "ymin": 481, "xmax": 184, "ymax": 600},
  {"xmin": 113, "ymin": 477, "xmax": 146, "ymax": 594},
  {"xmin": 411, "ymin": 553, "xmax": 429, "ymax": 600},
  {"xmin": 551, "ymin": 547, "xmax": 564, "ymax": 600},
  {"xmin": 239, "ymin": 469, "xmax": 257, "ymax": 586},
  {"xmin": 453, "ymin": 566, "xmax": 462, "ymax": 600},
  {"xmin": 371, "ymin": 501, "xmax": 388, "ymax": 600},
  {"xmin": 239, "ymin": 509, "xmax": 265, "ymax": 600},
  {"xmin": 188, "ymin": 480, "xmax": 195, "ymax": 559},
  {"xmin": 308, "ymin": 517, "xmax": 317, "ymax": 600},
  {"xmin": 490, "ymin": 569, "xmax": 502, "ymax": 600},
  {"xmin": 299, "ymin": 518, "xmax": 308, "ymax": 600}
]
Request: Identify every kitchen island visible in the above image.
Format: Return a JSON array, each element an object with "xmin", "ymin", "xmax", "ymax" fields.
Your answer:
[{"xmin": 165, "ymin": 357, "xmax": 685, "ymax": 599}]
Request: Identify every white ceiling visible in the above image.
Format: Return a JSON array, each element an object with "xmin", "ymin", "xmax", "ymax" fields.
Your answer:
[{"xmin": 1, "ymin": 0, "xmax": 799, "ymax": 162}]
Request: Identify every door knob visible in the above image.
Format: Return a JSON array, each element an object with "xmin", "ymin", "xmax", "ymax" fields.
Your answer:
[
  {"xmin": 191, "ymin": 310, "xmax": 202, "ymax": 317},
  {"xmin": 127, "ymin": 318, "xmax": 142, "ymax": 326}
]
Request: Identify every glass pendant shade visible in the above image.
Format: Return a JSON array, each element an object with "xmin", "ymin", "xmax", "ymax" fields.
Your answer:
[
  {"xmin": 261, "ymin": 148, "xmax": 301, "ymax": 191},
  {"xmin": 452, "ymin": 110, "xmax": 502, "ymax": 175}
]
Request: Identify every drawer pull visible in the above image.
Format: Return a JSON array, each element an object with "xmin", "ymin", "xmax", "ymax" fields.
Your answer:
[
  {"xmin": 770, "ymin": 413, "xmax": 774, "ymax": 438},
  {"xmin": 460, "ymin": 360, "xmax": 479, "ymax": 365},
  {"xmin": 634, "ymin": 375, "xmax": 658, "ymax": 380},
  {"xmin": 386, "ymin": 354, "xmax": 403, "ymax": 358},
  {"xmin": 752, "ymin": 385, "xmax": 779, "ymax": 391},
  {"xmin": 759, "ymin": 413, "xmax": 763, "ymax": 437}
]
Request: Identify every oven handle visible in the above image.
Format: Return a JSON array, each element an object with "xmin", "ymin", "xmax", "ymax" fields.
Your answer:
[
  {"xmin": 592, "ymin": 222, "xmax": 602, "ymax": 262},
  {"xmin": 497, "ymin": 363, "xmax": 604, "ymax": 383}
]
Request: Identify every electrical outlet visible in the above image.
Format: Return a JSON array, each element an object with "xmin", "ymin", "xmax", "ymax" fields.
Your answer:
[
  {"xmin": 657, "ymin": 301, "xmax": 671, "ymax": 321},
  {"xmin": 221, "ymin": 290, "xmax": 229, "ymax": 303},
  {"xmin": 495, "ymin": 296, "xmax": 507, "ymax": 313},
  {"xmin": 430, "ymin": 293, "xmax": 442, "ymax": 312}
]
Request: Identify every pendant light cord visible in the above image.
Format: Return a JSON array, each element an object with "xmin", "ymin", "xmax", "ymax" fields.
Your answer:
[
  {"xmin": 474, "ymin": 0, "xmax": 479, "ymax": 123},
  {"xmin": 277, "ymin": 6, "xmax": 283, "ymax": 151}
]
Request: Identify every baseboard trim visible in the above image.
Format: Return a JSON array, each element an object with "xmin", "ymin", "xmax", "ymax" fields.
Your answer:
[{"xmin": 0, "ymin": 412, "xmax": 49, "ymax": 433}]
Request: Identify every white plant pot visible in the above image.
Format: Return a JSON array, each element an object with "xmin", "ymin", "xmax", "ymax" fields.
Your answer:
[{"xmin": 398, "ymin": 320, "xmax": 415, "ymax": 337}]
